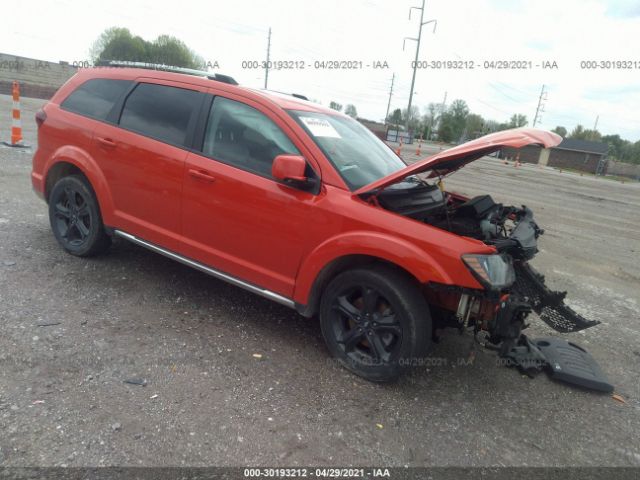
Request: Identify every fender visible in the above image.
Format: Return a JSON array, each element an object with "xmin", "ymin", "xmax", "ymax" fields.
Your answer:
[
  {"xmin": 293, "ymin": 230, "xmax": 454, "ymax": 305},
  {"xmin": 43, "ymin": 145, "xmax": 116, "ymax": 226}
]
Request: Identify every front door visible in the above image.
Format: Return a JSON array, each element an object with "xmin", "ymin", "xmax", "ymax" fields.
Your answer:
[{"xmin": 181, "ymin": 95, "xmax": 319, "ymax": 297}]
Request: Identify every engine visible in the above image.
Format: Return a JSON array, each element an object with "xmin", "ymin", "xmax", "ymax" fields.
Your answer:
[{"xmin": 375, "ymin": 178, "xmax": 543, "ymax": 260}]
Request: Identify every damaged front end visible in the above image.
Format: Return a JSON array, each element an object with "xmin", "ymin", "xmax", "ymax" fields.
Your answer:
[
  {"xmin": 355, "ymin": 129, "xmax": 612, "ymax": 391},
  {"xmin": 422, "ymin": 194, "xmax": 610, "ymax": 391}
]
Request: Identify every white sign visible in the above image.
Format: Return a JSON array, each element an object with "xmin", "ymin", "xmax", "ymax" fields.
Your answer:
[{"xmin": 300, "ymin": 116, "xmax": 341, "ymax": 138}]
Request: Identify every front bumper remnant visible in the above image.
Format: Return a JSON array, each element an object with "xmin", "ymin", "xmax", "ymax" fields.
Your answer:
[
  {"xmin": 502, "ymin": 335, "xmax": 614, "ymax": 392},
  {"xmin": 512, "ymin": 262, "xmax": 599, "ymax": 332}
]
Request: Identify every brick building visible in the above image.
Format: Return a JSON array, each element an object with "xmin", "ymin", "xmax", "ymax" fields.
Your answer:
[
  {"xmin": 0, "ymin": 53, "xmax": 77, "ymax": 99},
  {"xmin": 502, "ymin": 138, "xmax": 609, "ymax": 174}
]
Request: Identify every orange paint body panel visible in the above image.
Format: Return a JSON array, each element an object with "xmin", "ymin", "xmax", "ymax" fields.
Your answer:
[{"xmin": 31, "ymin": 67, "xmax": 548, "ymax": 310}]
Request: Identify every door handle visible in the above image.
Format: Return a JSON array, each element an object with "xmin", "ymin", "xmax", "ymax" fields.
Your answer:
[
  {"xmin": 96, "ymin": 137, "xmax": 116, "ymax": 148},
  {"xmin": 188, "ymin": 169, "xmax": 216, "ymax": 182}
]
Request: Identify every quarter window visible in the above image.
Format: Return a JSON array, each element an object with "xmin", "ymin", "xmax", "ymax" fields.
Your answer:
[
  {"xmin": 61, "ymin": 78, "xmax": 132, "ymax": 121},
  {"xmin": 119, "ymin": 83, "xmax": 202, "ymax": 146},
  {"xmin": 202, "ymin": 97, "xmax": 300, "ymax": 176}
]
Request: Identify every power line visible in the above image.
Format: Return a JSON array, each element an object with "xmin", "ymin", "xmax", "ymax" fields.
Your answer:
[
  {"xmin": 487, "ymin": 83, "xmax": 522, "ymax": 104},
  {"xmin": 494, "ymin": 81, "xmax": 538, "ymax": 98},
  {"xmin": 403, "ymin": 0, "xmax": 437, "ymax": 131},
  {"xmin": 474, "ymin": 98, "xmax": 512, "ymax": 116}
]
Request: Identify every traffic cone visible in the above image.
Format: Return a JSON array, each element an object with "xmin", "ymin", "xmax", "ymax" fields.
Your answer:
[
  {"xmin": 416, "ymin": 141, "xmax": 421, "ymax": 156},
  {"xmin": 396, "ymin": 138, "xmax": 403, "ymax": 156},
  {"xmin": 11, "ymin": 82, "xmax": 23, "ymax": 145}
]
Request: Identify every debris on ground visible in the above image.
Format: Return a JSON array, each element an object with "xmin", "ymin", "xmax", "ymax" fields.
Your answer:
[{"xmin": 123, "ymin": 378, "xmax": 147, "ymax": 387}]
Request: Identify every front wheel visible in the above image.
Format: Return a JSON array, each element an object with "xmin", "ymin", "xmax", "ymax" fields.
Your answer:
[
  {"xmin": 319, "ymin": 265, "xmax": 432, "ymax": 382},
  {"xmin": 48, "ymin": 175, "xmax": 111, "ymax": 257}
]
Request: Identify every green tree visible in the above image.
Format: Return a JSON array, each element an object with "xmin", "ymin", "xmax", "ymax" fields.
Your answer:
[
  {"xmin": 329, "ymin": 101, "xmax": 343, "ymax": 112},
  {"xmin": 569, "ymin": 125, "xmax": 601, "ymax": 141},
  {"xmin": 92, "ymin": 27, "xmax": 147, "ymax": 63},
  {"xmin": 344, "ymin": 104, "xmax": 358, "ymax": 118},
  {"xmin": 387, "ymin": 108, "xmax": 402, "ymax": 126},
  {"xmin": 438, "ymin": 99, "xmax": 468, "ymax": 142},
  {"xmin": 552, "ymin": 126, "xmax": 567, "ymax": 137},
  {"xmin": 569, "ymin": 124, "xmax": 585, "ymax": 138},
  {"xmin": 483, "ymin": 119, "xmax": 506, "ymax": 133},
  {"xmin": 421, "ymin": 103, "xmax": 439, "ymax": 139},
  {"xmin": 91, "ymin": 27, "xmax": 203, "ymax": 68},
  {"xmin": 601, "ymin": 134, "xmax": 627, "ymax": 159},
  {"xmin": 465, "ymin": 113, "xmax": 485, "ymax": 138},
  {"xmin": 148, "ymin": 35, "xmax": 203, "ymax": 69},
  {"xmin": 508, "ymin": 114, "xmax": 528, "ymax": 128},
  {"xmin": 402, "ymin": 105, "xmax": 421, "ymax": 132},
  {"xmin": 621, "ymin": 141, "xmax": 640, "ymax": 165},
  {"xmin": 437, "ymin": 114, "xmax": 455, "ymax": 143}
]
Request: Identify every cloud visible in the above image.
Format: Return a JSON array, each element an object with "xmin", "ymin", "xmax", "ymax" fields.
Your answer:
[{"xmin": 605, "ymin": 0, "xmax": 640, "ymax": 18}]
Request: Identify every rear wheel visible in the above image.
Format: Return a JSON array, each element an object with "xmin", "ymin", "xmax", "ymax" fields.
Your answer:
[
  {"xmin": 319, "ymin": 265, "xmax": 431, "ymax": 382},
  {"xmin": 48, "ymin": 175, "xmax": 111, "ymax": 257}
]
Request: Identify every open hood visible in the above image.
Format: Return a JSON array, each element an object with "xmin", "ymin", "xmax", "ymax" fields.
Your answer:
[{"xmin": 354, "ymin": 128, "xmax": 562, "ymax": 195}]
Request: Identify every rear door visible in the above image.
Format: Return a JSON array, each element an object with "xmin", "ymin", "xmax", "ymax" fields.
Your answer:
[
  {"xmin": 91, "ymin": 80, "xmax": 204, "ymax": 250},
  {"xmin": 181, "ymin": 93, "xmax": 320, "ymax": 297}
]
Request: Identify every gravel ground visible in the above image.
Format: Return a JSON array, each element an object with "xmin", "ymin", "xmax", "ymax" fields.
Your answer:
[{"xmin": 1, "ymin": 94, "xmax": 639, "ymax": 467}]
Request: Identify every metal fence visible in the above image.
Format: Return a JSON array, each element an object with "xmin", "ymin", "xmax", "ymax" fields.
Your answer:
[{"xmin": 386, "ymin": 129, "xmax": 413, "ymax": 144}]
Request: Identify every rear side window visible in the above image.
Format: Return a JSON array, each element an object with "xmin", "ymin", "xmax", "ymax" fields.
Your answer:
[
  {"xmin": 61, "ymin": 79, "xmax": 132, "ymax": 121},
  {"xmin": 119, "ymin": 83, "xmax": 202, "ymax": 146}
]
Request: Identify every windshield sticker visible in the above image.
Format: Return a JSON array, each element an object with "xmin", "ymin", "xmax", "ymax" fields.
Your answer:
[{"xmin": 300, "ymin": 116, "xmax": 341, "ymax": 138}]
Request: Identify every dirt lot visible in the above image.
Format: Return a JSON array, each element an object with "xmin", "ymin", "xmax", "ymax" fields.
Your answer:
[{"xmin": 1, "ymin": 94, "xmax": 639, "ymax": 467}]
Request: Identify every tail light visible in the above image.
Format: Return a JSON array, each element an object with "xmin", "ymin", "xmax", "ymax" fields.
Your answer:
[{"xmin": 35, "ymin": 109, "xmax": 47, "ymax": 128}]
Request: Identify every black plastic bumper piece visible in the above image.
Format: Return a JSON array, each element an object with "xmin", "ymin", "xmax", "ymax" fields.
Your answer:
[
  {"xmin": 512, "ymin": 262, "xmax": 599, "ymax": 333},
  {"xmin": 534, "ymin": 337, "xmax": 614, "ymax": 393},
  {"xmin": 502, "ymin": 335, "xmax": 613, "ymax": 392}
]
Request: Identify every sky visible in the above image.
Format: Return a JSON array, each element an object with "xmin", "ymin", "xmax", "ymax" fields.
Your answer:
[{"xmin": 3, "ymin": 0, "xmax": 640, "ymax": 141}]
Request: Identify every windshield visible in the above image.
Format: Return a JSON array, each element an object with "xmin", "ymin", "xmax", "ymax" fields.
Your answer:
[{"xmin": 288, "ymin": 110, "xmax": 407, "ymax": 190}]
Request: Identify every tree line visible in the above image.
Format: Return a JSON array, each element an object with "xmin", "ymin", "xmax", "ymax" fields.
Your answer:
[
  {"xmin": 366, "ymin": 99, "xmax": 639, "ymax": 165},
  {"xmin": 90, "ymin": 27, "xmax": 204, "ymax": 69}
]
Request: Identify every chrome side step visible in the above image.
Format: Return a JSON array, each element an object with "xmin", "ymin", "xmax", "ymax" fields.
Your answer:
[{"xmin": 114, "ymin": 230, "xmax": 295, "ymax": 308}]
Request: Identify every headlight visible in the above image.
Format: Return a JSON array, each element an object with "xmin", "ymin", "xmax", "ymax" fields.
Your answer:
[{"xmin": 462, "ymin": 254, "xmax": 515, "ymax": 290}]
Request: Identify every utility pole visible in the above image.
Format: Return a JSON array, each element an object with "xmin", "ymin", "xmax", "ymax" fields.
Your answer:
[
  {"xmin": 589, "ymin": 115, "xmax": 600, "ymax": 140},
  {"xmin": 532, "ymin": 84, "xmax": 547, "ymax": 127},
  {"xmin": 403, "ymin": 0, "xmax": 437, "ymax": 133},
  {"xmin": 264, "ymin": 27, "xmax": 272, "ymax": 89},
  {"xmin": 439, "ymin": 91, "xmax": 447, "ymax": 116},
  {"xmin": 384, "ymin": 73, "xmax": 395, "ymax": 124}
]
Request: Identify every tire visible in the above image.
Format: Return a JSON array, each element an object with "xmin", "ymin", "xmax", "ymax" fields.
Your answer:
[
  {"xmin": 319, "ymin": 265, "xmax": 432, "ymax": 382},
  {"xmin": 48, "ymin": 175, "xmax": 111, "ymax": 257}
]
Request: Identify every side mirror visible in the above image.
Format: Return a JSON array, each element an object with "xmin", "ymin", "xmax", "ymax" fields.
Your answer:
[{"xmin": 272, "ymin": 155, "xmax": 317, "ymax": 191}]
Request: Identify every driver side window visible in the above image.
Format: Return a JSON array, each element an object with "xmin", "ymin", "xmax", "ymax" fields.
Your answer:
[{"xmin": 202, "ymin": 97, "xmax": 300, "ymax": 177}]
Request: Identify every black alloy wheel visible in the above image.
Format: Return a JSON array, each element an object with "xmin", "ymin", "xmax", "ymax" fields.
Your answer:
[
  {"xmin": 48, "ymin": 175, "xmax": 111, "ymax": 256},
  {"xmin": 319, "ymin": 266, "xmax": 431, "ymax": 382}
]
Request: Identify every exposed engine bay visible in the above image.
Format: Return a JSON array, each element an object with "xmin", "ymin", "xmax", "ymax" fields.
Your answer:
[
  {"xmin": 369, "ymin": 177, "xmax": 611, "ymax": 392},
  {"xmin": 375, "ymin": 177, "xmax": 541, "ymax": 261}
]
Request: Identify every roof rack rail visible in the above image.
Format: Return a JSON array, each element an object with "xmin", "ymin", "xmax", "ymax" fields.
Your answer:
[
  {"xmin": 94, "ymin": 60, "xmax": 239, "ymax": 85},
  {"xmin": 267, "ymin": 90, "xmax": 310, "ymax": 101}
]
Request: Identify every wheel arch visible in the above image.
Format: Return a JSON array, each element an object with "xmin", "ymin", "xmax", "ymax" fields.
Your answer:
[
  {"xmin": 43, "ymin": 147, "xmax": 115, "ymax": 226},
  {"xmin": 294, "ymin": 231, "xmax": 453, "ymax": 318}
]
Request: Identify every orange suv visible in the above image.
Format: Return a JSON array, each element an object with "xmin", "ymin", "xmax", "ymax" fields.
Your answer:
[{"xmin": 31, "ymin": 62, "xmax": 604, "ymax": 385}]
